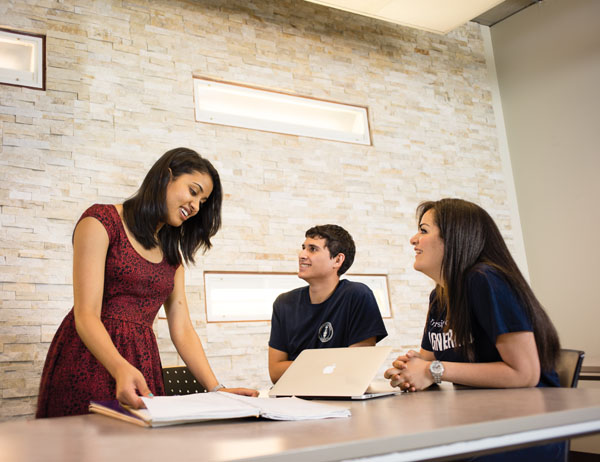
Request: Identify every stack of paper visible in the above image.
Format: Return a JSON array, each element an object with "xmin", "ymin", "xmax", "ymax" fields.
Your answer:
[{"xmin": 223, "ymin": 393, "xmax": 351, "ymax": 421}]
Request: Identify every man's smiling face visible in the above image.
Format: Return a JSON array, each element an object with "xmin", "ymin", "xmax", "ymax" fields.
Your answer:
[{"xmin": 298, "ymin": 236, "xmax": 338, "ymax": 283}]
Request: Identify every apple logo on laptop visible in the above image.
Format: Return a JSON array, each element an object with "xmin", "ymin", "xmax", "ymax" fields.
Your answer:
[{"xmin": 322, "ymin": 363, "xmax": 336, "ymax": 374}]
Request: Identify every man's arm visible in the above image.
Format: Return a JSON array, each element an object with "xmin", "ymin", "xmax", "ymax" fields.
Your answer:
[{"xmin": 268, "ymin": 347, "xmax": 293, "ymax": 384}]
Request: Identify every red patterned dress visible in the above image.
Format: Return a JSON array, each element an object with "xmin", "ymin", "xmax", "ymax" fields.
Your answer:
[{"xmin": 36, "ymin": 204, "xmax": 178, "ymax": 418}]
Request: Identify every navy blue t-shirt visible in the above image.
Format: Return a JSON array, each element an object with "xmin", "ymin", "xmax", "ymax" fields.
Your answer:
[
  {"xmin": 269, "ymin": 279, "xmax": 388, "ymax": 360},
  {"xmin": 420, "ymin": 266, "xmax": 564, "ymax": 461},
  {"xmin": 421, "ymin": 265, "xmax": 560, "ymax": 388}
]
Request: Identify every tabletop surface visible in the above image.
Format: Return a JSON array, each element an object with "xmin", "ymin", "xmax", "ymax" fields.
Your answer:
[{"xmin": 2, "ymin": 386, "xmax": 600, "ymax": 462}]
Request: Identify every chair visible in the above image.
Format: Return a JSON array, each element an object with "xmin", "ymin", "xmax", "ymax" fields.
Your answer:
[
  {"xmin": 162, "ymin": 365, "xmax": 207, "ymax": 396},
  {"xmin": 555, "ymin": 349, "xmax": 585, "ymax": 388},
  {"xmin": 553, "ymin": 349, "xmax": 586, "ymax": 462}
]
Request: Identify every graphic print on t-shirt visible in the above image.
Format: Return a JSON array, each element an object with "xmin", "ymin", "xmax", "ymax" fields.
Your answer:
[
  {"xmin": 318, "ymin": 321, "xmax": 334, "ymax": 343},
  {"xmin": 428, "ymin": 318, "xmax": 456, "ymax": 351}
]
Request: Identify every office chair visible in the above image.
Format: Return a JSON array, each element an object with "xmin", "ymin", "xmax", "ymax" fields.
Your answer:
[
  {"xmin": 556, "ymin": 349, "xmax": 585, "ymax": 388},
  {"xmin": 162, "ymin": 365, "xmax": 207, "ymax": 396}
]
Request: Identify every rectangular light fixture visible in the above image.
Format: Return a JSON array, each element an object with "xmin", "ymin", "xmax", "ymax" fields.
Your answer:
[
  {"xmin": 0, "ymin": 28, "xmax": 45, "ymax": 90},
  {"xmin": 203, "ymin": 272, "xmax": 390, "ymax": 322},
  {"xmin": 194, "ymin": 77, "xmax": 371, "ymax": 145},
  {"xmin": 304, "ymin": 0, "xmax": 505, "ymax": 34}
]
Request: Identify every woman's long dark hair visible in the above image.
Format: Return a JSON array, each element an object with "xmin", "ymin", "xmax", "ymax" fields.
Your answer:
[
  {"xmin": 419, "ymin": 198, "xmax": 560, "ymax": 371},
  {"xmin": 122, "ymin": 147, "xmax": 222, "ymax": 266}
]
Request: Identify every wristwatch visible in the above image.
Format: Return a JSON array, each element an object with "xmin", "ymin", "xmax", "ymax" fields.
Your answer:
[
  {"xmin": 429, "ymin": 360, "xmax": 444, "ymax": 384},
  {"xmin": 211, "ymin": 383, "xmax": 226, "ymax": 392}
]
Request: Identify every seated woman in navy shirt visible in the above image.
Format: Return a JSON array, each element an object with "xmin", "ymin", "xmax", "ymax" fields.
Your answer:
[{"xmin": 385, "ymin": 198, "xmax": 564, "ymax": 461}]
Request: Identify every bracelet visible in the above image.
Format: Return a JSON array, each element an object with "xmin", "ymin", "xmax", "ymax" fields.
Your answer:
[{"xmin": 211, "ymin": 383, "xmax": 226, "ymax": 392}]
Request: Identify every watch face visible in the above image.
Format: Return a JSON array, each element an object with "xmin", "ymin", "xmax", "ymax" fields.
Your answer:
[{"xmin": 431, "ymin": 361, "xmax": 443, "ymax": 374}]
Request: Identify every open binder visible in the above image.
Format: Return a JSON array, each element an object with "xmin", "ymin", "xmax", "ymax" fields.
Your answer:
[{"xmin": 90, "ymin": 391, "xmax": 350, "ymax": 427}]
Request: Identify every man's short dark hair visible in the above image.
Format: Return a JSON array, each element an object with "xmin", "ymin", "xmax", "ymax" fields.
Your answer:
[{"xmin": 305, "ymin": 224, "xmax": 355, "ymax": 276}]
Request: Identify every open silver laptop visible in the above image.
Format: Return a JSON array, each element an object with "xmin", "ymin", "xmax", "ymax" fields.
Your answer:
[{"xmin": 268, "ymin": 346, "xmax": 399, "ymax": 400}]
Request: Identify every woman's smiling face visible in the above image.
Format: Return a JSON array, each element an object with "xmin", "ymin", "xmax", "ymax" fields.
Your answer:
[
  {"xmin": 410, "ymin": 209, "xmax": 445, "ymax": 285},
  {"xmin": 163, "ymin": 170, "xmax": 213, "ymax": 227}
]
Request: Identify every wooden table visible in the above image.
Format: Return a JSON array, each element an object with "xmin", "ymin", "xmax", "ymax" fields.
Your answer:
[
  {"xmin": 1, "ymin": 387, "xmax": 600, "ymax": 462},
  {"xmin": 581, "ymin": 364, "xmax": 600, "ymax": 381},
  {"xmin": 581, "ymin": 355, "xmax": 600, "ymax": 376}
]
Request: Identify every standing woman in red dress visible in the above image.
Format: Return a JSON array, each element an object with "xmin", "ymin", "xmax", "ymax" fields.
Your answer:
[{"xmin": 37, "ymin": 147, "xmax": 257, "ymax": 418}]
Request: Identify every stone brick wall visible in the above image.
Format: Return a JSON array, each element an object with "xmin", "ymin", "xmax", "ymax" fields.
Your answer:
[{"xmin": 0, "ymin": 0, "xmax": 512, "ymax": 419}]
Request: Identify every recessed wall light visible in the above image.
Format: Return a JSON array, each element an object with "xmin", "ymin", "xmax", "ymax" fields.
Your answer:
[
  {"xmin": 0, "ymin": 28, "xmax": 45, "ymax": 90},
  {"xmin": 194, "ymin": 78, "xmax": 371, "ymax": 145}
]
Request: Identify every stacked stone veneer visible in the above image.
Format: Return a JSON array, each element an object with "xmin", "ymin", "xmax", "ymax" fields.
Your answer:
[{"xmin": 0, "ymin": 0, "xmax": 513, "ymax": 419}]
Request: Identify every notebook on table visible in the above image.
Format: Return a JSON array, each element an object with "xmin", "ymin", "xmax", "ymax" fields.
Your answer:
[{"xmin": 268, "ymin": 346, "xmax": 399, "ymax": 400}]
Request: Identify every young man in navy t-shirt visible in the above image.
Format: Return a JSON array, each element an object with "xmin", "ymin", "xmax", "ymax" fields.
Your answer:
[{"xmin": 268, "ymin": 224, "xmax": 388, "ymax": 384}]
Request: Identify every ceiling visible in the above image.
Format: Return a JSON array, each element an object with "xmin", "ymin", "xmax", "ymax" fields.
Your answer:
[{"xmin": 304, "ymin": 0, "xmax": 540, "ymax": 34}]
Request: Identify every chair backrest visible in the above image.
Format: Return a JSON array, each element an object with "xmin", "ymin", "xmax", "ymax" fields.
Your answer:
[
  {"xmin": 555, "ymin": 349, "xmax": 585, "ymax": 388},
  {"xmin": 162, "ymin": 366, "xmax": 207, "ymax": 396}
]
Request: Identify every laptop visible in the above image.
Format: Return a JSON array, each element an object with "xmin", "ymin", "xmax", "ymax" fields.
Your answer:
[{"xmin": 268, "ymin": 346, "xmax": 399, "ymax": 400}]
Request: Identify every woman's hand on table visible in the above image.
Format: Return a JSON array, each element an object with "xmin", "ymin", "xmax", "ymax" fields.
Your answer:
[
  {"xmin": 384, "ymin": 350, "xmax": 433, "ymax": 392},
  {"xmin": 221, "ymin": 387, "xmax": 259, "ymax": 397}
]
